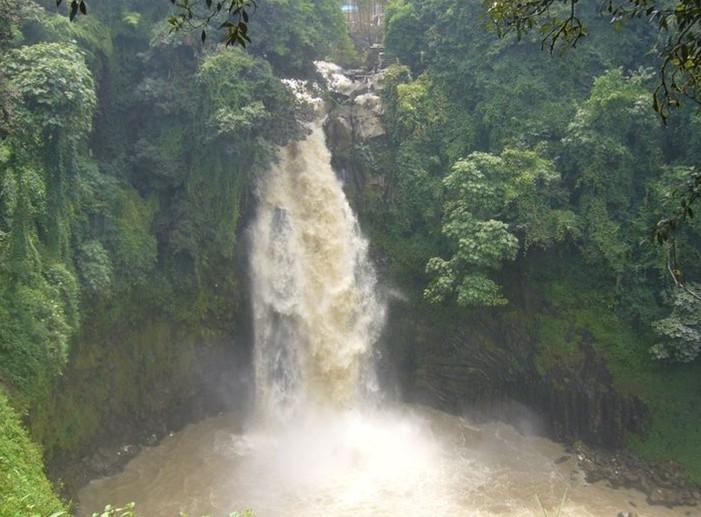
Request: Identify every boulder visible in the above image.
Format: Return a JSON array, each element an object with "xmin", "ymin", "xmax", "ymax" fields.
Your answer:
[
  {"xmin": 353, "ymin": 93, "xmax": 385, "ymax": 140},
  {"xmin": 324, "ymin": 106, "xmax": 354, "ymax": 153}
]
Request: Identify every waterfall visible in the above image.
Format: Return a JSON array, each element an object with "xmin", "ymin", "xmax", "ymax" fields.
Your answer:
[
  {"xmin": 78, "ymin": 66, "xmax": 670, "ymax": 517},
  {"xmin": 249, "ymin": 120, "xmax": 385, "ymax": 419}
]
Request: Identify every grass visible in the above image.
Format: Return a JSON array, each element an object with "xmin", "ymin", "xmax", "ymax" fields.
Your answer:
[{"xmin": 0, "ymin": 389, "xmax": 66, "ymax": 517}]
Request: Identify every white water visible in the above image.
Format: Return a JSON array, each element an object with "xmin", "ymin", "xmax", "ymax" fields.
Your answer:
[
  {"xmin": 77, "ymin": 71, "xmax": 690, "ymax": 517},
  {"xmin": 249, "ymin": 121, "xmax": 384, "ymax": 418}
]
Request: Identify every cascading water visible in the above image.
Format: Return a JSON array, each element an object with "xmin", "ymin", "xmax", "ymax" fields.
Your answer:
[
  {"xmin": 77, "ymin": 65, "xmax": 690, "ymax": 517},
  {"xmin": 249, "ymin": 120, "xmax": 384, "ymax": 418}
]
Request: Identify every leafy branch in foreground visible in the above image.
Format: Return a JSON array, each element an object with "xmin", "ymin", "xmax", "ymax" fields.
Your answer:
[
  {"xmin": 166, "ymin": 0, "xmax": 257, "ymax": 47},
  {"xmin": 53, "ymin": 0, "xmax": 257, "ymax": 47},
  {"xmin": 55, "ymin": 0, "xmax": 86, "ymax": 21},
  {"xmin": 486, "ymin": 0, "xmax": 701, "ymax": 123}
]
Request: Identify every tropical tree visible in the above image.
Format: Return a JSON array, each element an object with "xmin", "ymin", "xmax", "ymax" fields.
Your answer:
[{"xmin": 425, "ymin": 149, "xmax": 572, "ymax": 306}]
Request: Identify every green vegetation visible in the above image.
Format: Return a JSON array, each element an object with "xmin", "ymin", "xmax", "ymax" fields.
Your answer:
[
  {"xmin": 2, "ymin": 0, "xmax": 701, "ymax": 511},
  {"xmin": 0, "ymin": 390, "xmax": 66, "ymax": 517},
  {"xmin": 651, "ymin": 285, "xmax": 701, "ymax": 362},
  {"xmin": 486, "ymin": 0, "xmax": 701, "ymax": 122},
  {"xmin": 425, "ymin": 149, "xmax": 571, "ymax": 306},
  {"xmin": 0, "ymin": 0, "xmax": 351, "ymax": 511},
  {"xmin": 375, "ymin": 0, "xmax": 701, "ymax": 480},
  {"xmin": 0, "ymin": 0, "xmax": 350, "ymax": 404}
]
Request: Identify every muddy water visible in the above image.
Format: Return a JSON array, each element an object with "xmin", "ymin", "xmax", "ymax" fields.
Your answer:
[
  {"xmin": 78, "ymin": 69, "xmax": 692, "ymax": 517},
  {"xmin": 77, "ymin": 405, "xmax": 688, "ymax": 517}
]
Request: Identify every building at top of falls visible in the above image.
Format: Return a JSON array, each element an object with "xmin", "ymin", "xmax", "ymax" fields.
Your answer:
[{"xmin": 341, "ymin": 1, "xmax": 386, "ymax": 49}]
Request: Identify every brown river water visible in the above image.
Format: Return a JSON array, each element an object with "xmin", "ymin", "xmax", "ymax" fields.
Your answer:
[
  {"xmin": 78, "ymin": 74, "xmax": 695, "ymax": 517},
  {"xmin": 77, "ymin": 404, "xmax": 690, "ymax": 517}
]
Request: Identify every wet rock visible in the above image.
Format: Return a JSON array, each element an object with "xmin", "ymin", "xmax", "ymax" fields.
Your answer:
[
  {"xmin": 323, "ymin": 64, "xmax": 389, "ymax": 210},
  {"xmin": 573, "ymin": 442, "xmax": 699, "ymax": 508},
  {"xmin": 534, "ymin": 339, "xmax": 649, "ymax": 449},
  {"xmin": 353, "ymin": 93, "xmax": 384, "ymax": 140},
  {"xmin": 56, "ymin": 442, "xmax": 146, "ymax": 493},
  {"xmin": 325, "ymin": 107, "xmax": 354, "ymax": 153},
  {"xmin": 86, "ymin": 447, "xmax": 117, "ymax": 474},
  {"xmin": 120, "ymin": 444, "xmax": 139, "ymax": 456},
  {"xmin": 86, "ymin": 444, "xmax": 140, "ymax": 476},
  {"xmin": 323, "ymin": 67, "xmax": 384, "ymax": 157},
  {"xmin": 325, "ymin": 89, "xmax": 384, "ymax": 147},
  {"xmin": 316, "ymin": 61, "xmax": 361, "ymax": 97}
]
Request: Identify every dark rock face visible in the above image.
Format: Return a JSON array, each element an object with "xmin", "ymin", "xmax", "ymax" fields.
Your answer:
[
  {"xmin": 325, "ymin": 106, "xmax": 354, "ymax": 153},
  {"xmin": 324, "ymin": 92, "xmax": 385, "ymax": 153},
  {"xmin": 526, "ymin": 340, "xmax": 648, "ymax": 448},
  {"xmin": 379, "ymin": 298, "xmax": 647, "ymax": 448},
  {"xmin": 322, "ymin": 67, "xmax": 387, "ymax": 207},
  {"xmin": 378, "ymin": 298, "xmax": 698, "ymax": 506}
]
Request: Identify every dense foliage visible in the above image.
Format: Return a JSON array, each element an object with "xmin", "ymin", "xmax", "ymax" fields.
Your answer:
[
  {"xmin": 425, "ymin": 149, "xmax": 571, "ymax": 306},
  {"xmin": 380, "ymin": 0, "xmax": 701, "ymax": 358},
  {"xmin": 486, "ymin": 0, "xmax": 701, "ymax": 121},
  {"xmin": 2, "ymin": 0, "xmax": 701, "ymax": 510},
  {"xmin": 373, "ymin": 0, "xmax": 701, "ymax": 479},
  {"xmin": 0, "ymin": 0, "xmax": 349, "ymax": 401},
  {"xmin": 0, "ymin": 0, "xmax": 351, "ymax": 511}
]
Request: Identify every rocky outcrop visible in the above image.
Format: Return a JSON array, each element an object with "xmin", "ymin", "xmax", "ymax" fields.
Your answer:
[
  {"xmin": 352, "ymin": 92, "xmax": 384, "ymax": 140},
  {"xmin": 325, "ymin": 105, "xmax": 354, "ymax": 152},
  {"xmin": 571, "ymin": 442, "xmax": 700, "ymax": 507},
  {"xmin": 324, "ymin": 77, "xmax": 385, "ymax": 151},
  {"xmin": 320, "ymin": 64, "xmax": 388, "ymax": 207}
]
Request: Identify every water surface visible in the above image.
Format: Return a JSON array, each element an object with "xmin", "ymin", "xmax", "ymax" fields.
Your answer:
[{"xmin": 78, "ymin": 404, "xmax": 687, "ymax": 517}]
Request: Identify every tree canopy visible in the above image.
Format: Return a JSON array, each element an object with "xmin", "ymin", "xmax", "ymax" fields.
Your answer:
[{"xmin": 487, "ymin": 0, "xmax": 701, "ymax": 121}]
